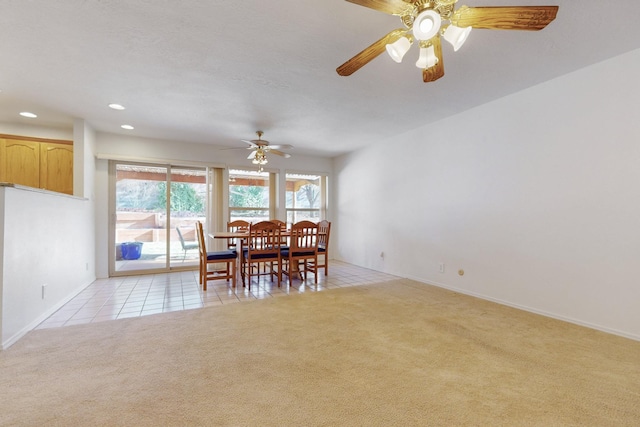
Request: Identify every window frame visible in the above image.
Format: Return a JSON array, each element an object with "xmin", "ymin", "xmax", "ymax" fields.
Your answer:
[
  {"xmin": 285, "ymin": 172, "xmax": 328, "ymax": 225},
  {"xmin": 227, "ymin": 168, "xmax": 274, "ymax": 223}
]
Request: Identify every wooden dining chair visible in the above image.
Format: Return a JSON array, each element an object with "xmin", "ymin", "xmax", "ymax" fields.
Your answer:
[
  {"xmin": 269, "ymin": 219, "xmax": 287, "ymax": 232},
  {"xmin": 309, "ymin": 220, "xmax": 331, "ymax": 276},
  {"xmin": 268, "ymin": 219, "xmax": 289, "ymax": 248},
  {"xmin": 226, "ymin": 220, "xmax": 250, "ymax": 253},
  {"xmin": 242, "ymin": 221, "xmax": 282, "ymax": 289},
  {"xmin": 267, "ymin": 219, "xmax": 288, "ymax": 272},
  {"xmin": 196, "ymin": 221, "xmax": 237, "ymax": 290},
  {"xmin": 282, "ymin": 220, "xmax": 319, "ymax": 284}
]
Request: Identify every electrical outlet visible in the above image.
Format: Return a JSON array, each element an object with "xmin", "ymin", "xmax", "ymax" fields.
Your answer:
[
  {"xmin": 41, "ymin": 284, "xmax": 47, "ymax": 299},
  {"xmin": 439, "ymin": 263, "xmax": 445, "ymax": 273}
]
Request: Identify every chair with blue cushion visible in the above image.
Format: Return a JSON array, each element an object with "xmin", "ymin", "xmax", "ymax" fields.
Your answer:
[
  {"xmin": 268, "ymin": 219, "xmax": 288, "ymax": 272},
  {"xmin": 226, "ymin": 219, "xmax": 250, "ymax": 253},
  {"xmin": 269, "ymin": 219, "xmax": 287, "ymax": 232},
  {"xmin": 309, "ymin": 220, "xmax": 331, "ymax": 276},
  {"xmin": 282, "ymin": 220, "xmax": 319, "ymax": 284},
  {"xmin": 242, "ymin": 221, "xmax": 282, "ymax": 289},
  {"xmin": 196, "ymin": 221, "xmax": 237, "ymax": 291}
]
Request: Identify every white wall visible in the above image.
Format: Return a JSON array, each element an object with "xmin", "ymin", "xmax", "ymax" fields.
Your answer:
[
  {"xmin": 0, "ymin": 121, "xmax": 97, "ymax": 348},
  {"xmin": 1, "ymin": 186, "xmax": 95, "ymax": 348},
  {"xmin": 0, "ymin": 122, "xmax": 72, "ymax": 141},
  {"xmin": 334, "ymin": 48, "xmax": 640, "ymax": 340},
  {"xmin": 95, "ymin": 132, "xmax": 333, "ymax": 172},
  {"xmin": 94, "ymin": 133, "xmax": 333, "ymax": 278}
]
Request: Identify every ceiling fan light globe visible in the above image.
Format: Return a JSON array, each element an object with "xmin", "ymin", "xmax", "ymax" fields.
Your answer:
[
  {"xmin": 385, "ymin": 37, "xmax": 411, "ymax": 63},
  {"xmin": 412, "ymin": 10, "xmax": 441, "ymax": 41},
  {"xmin": 419, "ymin": 19, "xmax": 433, "ymax": 34},
  {"xmin": 443, "ymin": 25, "xmax": 471, "ymax": 51},
  {"xmin": 416, "ymin": 45, "xmax": 438, "ymax": 69}
]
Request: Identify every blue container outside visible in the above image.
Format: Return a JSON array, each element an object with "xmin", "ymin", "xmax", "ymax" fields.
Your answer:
[{"xmin": 121, "ymin": 242, "xmax": 144, "ymax": 260}]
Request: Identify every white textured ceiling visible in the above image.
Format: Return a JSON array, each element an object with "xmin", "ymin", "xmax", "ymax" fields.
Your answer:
[{"xmin": 1, "ymin": 1, "xmax": 640, "ymax": 157}]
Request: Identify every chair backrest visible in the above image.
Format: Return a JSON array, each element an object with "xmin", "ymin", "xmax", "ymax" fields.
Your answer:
[
  {"xmin": 269, "ymin": 219, "xmax": 287, "ymax": 231},
  {"xmin": 269, "ymin": 219, "xmax": 288, "ymax": 246},
  {"xmin": 246, "ymin": 221, "xmax": 282, "ymax": 260},
  {"xmin": 228, "ymin": 220, "xmax": 250, "ymax": 233},
  {"xmin": 317, "ymin": 220, "xmax": 331, "ymax": 250},
  {"xmin": 290, "ymin": 220, "xmax": 319, "ymax": 253},
  {"xmin": 227, "ymin": 220, "xmax": 250, "ymax": 249},
  {"xmin": 195, "ymin": 221, "xmax": 206, "ymax": 257},
  {"xmin": 176, "ymin": 226, "xmax": 188, "ymax": 250}
]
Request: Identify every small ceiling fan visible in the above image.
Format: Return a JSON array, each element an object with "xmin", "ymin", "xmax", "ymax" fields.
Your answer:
[
  {"xmin": 240, "ymin": 131, "xmax": 292, "ymax": 171},
  {"xmin": 336, "ymin": 0, "xmax": 558, "ymax": 82},
  {"xmin": 241, "ymin": 131, "xmax": 293, "ymax": 159}
]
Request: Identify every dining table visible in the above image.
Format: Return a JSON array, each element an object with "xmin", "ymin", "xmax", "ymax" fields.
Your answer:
[
  {"xmin": 209, "ymin": 231, "xmax": 250, "ymax": 240},
  {"xmin": 210, "ymin": 229, "xmax": 323, "ymax": 285}
]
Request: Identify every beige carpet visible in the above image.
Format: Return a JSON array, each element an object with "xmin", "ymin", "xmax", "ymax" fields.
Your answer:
[{"xmin": 1, "ymin": 279, "xmax": 639, "ymax": 426}]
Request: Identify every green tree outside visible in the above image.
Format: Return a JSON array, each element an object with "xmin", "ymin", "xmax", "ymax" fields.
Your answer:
[{"xmin": 156, "ymin": 182, "xmax": 204, "ymax": 214}]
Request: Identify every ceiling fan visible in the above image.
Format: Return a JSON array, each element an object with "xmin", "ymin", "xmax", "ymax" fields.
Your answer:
[
  {"xmin": 336, "ymin": 0, "xmax": 558, "ymax": 82},
  {"xmin": 241, "ymin": 131, "xmax": 292, "ymax": 171}
]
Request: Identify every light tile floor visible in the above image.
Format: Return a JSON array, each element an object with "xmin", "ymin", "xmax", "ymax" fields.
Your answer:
[{"xmin": 37, "ymin": 260, "xmax": 398, "ymax": 329}]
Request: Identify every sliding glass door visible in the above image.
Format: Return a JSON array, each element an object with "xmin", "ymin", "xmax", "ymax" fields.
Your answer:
[
  {"xmin": 168, "ymin": 167, "xmax": 207, "ymax": 269},
  {"xmin": 111, "ymin": 162, "xmax": 207, "ymax": 275}
]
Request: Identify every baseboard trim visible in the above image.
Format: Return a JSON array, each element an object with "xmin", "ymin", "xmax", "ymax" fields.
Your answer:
[
  {"xmin": 403, "ymin": 274, "xmax": 640, "ymax": 343},
  {"xmin": 2, "ymin": 281, "xmax": 92, "ymax": 350}
]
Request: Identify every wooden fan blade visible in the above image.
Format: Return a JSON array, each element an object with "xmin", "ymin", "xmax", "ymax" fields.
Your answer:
[
  {"xmin": 345, "ymin": 0, "xmax": 414, "ymax": 16},
  {"xmin": 267, "ymin": 144, "xmax": 293, "ymax": 150},
  {"xmin": 268, "ymin": 149, "xmax": 292, "ymax": 159},
  {"xmin": 423, "ymin": 37, "xmax": 445, "ymax": 83},
  {"xmin": 337, "ymin": 28, "xmax": 406, "ymax": 76},
  {"xmin": 451, "ymin": 6, "xmax": 559, "ymax": 31}
]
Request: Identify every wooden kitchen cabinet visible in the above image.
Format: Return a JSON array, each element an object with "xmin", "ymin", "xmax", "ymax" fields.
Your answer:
[
  {"xmin": 40, "ymin": 142, "xmax": 74, "ymax": 195},
  {"xmin": 0, "ymin": 136, "xmax": 73, "ymax": 195}
]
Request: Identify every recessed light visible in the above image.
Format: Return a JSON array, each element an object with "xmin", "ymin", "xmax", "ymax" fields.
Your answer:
[
  {"xmin": 109, "ymin": 103, "xmax": 126, "ymax": 110},
  {"xmin": 20, "ymin": 111, "xmax": 37, "ymax": 118},
  {"xmin": 121, "ymin": 124, "xmax": 134, "ymax": 130}
]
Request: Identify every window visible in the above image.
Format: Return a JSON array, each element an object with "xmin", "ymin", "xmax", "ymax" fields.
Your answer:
[
  {"xmin": 228, "ymin": 169, "xmax": 271, "ymax": 223},
  {"xmin": 286, "ymin": 173, "xmax": 326, "ymax": 224}
]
